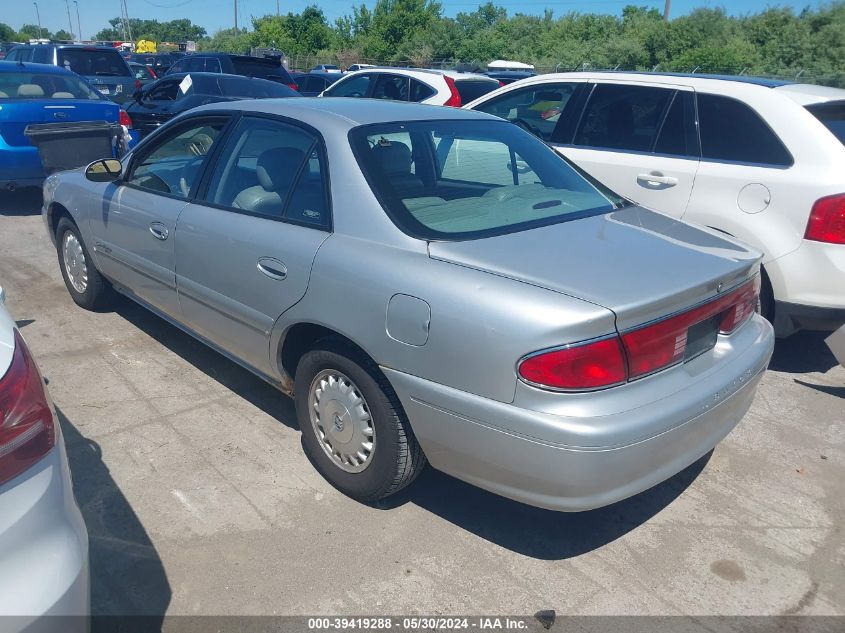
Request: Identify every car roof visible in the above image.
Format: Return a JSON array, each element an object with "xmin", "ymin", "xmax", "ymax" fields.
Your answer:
[
  {"xmin": 536, "ymin": 70, "xmax": 793, "ymax": 88},
  {"xmin": 335, "ymin": 66, "xmax": 496, "ymax": 83},
  {"xmin": 193, "ymin": 96, "xmax": 498, "ymax": 128},
  {"xmin": 0, "ymin": 60, "xmax": 73, "ymax": 75},
  {"xmin": 772, "ymin": 82, "xmax": 845, "ymax": 105}
]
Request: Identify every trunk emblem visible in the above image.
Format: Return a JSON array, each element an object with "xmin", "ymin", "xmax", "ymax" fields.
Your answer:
[
  {"xmin": 717, "ymin": 282, "xmax": 724, "ymax": 293},
  {"xmin": 53, "ymin": 111, "xmax": 68, "ymax": 119}
]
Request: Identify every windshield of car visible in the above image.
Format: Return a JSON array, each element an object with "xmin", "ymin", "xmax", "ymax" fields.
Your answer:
[
  {"xmin": 351, "ymin": 119, "xmax": 625, "ymax": 240},
  {"xmin": 0, "ymin": 71, "xmax": 103, "ymax": 100},
  {"xmin": 806, "ymin": 101, "xmax": 845, "ymax": 146},
  {"xmin": 230, "ymin": 57, "xmax": 293, "ymax": 83},
  {"xmin": 58, "ymin": 48, "xmax": 131, "ymax": 77}
]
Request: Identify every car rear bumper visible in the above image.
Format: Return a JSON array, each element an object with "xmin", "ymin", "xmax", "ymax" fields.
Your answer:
[
  {"xmin": 384, "ymin": 316, "xmax": 774, "ymax": 512},
  {"xmin": 766, "ymin": 239, "xmax": 845, "ymax": 336},
  {"xmin": 0, "ymin": 143, "xmax": 44, "ymax": 189},
  {"xmin": 0, "ymin": 428, "xmax": 89, "ymax": 632}
]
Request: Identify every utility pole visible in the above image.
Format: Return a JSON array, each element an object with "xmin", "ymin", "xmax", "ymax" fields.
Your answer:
[
  {"xmin": 74, "ymin": 1, "xmax": 82, "ymax": 41},
  {"xmin": 33, "ymin": 1, "xmax": 43, "ymax": 39},
  {"xmin": 234, "ymin": 0, "xmax": 238, "ymax": 31},
  {"xmin": 65, "ymin": 0, "xmax": 75, "ymax": 39},
  {"xmin": 663, "ymin": 0, "xmax": 671, "ymax": 21},
  {"xmin": 276, "ymin": 0, "xmax": 279, "ymax": 16}
]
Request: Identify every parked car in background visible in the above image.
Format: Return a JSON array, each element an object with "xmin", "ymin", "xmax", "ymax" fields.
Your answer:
[
  {"xmin": 125, "ymin": 72, "xmax": 299, "ymax": 137},
  {"xmin": 483, "ymin": 70, "xmax": 536, "ymax": 85},
  {"xmin": 129, "ymin": 61, "xmax": 157, "ymax": 86},
  {"xmin": 312, "ymin": 64, "xmax": 341, "ymax": 73},
  {"xmin": 0, "ymin": 288, "xmax": 89, "ymax": 632},
  {"xmin": 347, "ymin": 63, "xmax": 375, "ymax": 72},
  {"xmin": 42, "ymin": 99, "xmax": 773, "ymax": 512},
  {"xmin": 166, "ymin": 53, "xmax": 297, "ymax": 89},
  {"xmin": 321, "ymin": 68, "xmax": 499, "ymax": 106},
  {"xmin": 0, "ymin": 61, "xmax": 133, "ymax": 191},
  {"xmin": 130, "ymin": 52, "xmax": 179, "ymax": 76},
  {"xmin": 296, "ymin": 71, "xmax": 342, "ymax": 96},
  {"xmin": 466, "ymin": 72, "xmax": 845, "ymax": 337},
  {"xmin": 289, "ymin": 70, "xmax": 308, "ymax": 90},
  {"xmin": 0, "ymin": 44, "xmax": 23, "ymax": 61},
  {"xmin": 4, "ymin": 44, "xmax": 136, "ymax": 104}
]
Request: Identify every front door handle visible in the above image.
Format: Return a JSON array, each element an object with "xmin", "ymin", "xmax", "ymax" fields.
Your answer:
[
  {"xmin": 149, "ymin": 222, "xmax": 169, "ymax": 240},
  {"xmin": 637, "ymin": 172, "xmax": 678, "ymax": 187},
  {"xmin": 257, "ymin": 257, "xmax": 287, "ymax": 280}
]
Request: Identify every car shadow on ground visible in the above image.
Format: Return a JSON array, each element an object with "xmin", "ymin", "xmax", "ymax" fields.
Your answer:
[
  {"xmin": 769, "ymin": 330, "xmax": 839, "ymax": 374},
  {"xmin": 0, "ymin": 187, "xmax": 42, "ymax": 216},
  {"xmin": 114, "ymin": 297, "xmax": 299, "ymax": 430},
  {"xmin": 57, "ymin": 407, "xmax": 171, "ymax": 628},
  {"xmin": 379, "ymin": 451, "xmax": 710, "ymax": 560}
]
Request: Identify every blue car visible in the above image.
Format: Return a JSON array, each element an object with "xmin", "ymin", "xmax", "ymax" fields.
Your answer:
[{"xmin": 0, "ymin": 61, "xmax": 135, "ymax": 191}]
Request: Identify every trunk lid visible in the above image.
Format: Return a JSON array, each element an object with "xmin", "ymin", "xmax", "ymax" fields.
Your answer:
[
  {"xmin": 0, "ymin": 101, "xmax": 118, "ymax": 146},
  {"xmin": 428, "ymin": 205, "xmax": 761, "ymax": 331}
]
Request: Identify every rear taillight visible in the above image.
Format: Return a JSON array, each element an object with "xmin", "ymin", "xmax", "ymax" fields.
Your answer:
[
  {"xmin": 805, "ymin": 194, "xmax": 845, "ymax": 244},
  {"xmin": 621, "ymin": 277, "xmax": 760, "ymax": 379},
  {"xmin": 519, "ymin": 277, "xmax": 760, "ymax": 390},
  {"xmin": 498, "ymin": 80, "xmax": 505, "ymax": 87},
  {"xmin": 149, "ymin": 68, "xmax": 157, "ymax": 78},
  {"xmin": 518, "ymin": 337, "xmax": 627, "ymax": 391},
  {"xmin": 443, "ymin": 76, "xmax": 461, "ymax": 107},
  {"xmin": 288, "ymin": 83, "xmax": 299, "ymax": 91},
  {"xmin": 0, "ymin": 331, "xmax": 55, "ymax": 486},
  {"xmin": 119, "ymin": 109, "xmax": 132, "ymax": 128},
  {"xmin": 134, "ymin": 79, "xmax": 142, "ymax": 91}
]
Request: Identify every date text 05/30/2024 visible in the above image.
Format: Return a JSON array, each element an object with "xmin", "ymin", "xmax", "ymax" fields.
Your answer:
[{"xmin": 308, "ymin": 617, "xmax": 533, "ymax": 630}]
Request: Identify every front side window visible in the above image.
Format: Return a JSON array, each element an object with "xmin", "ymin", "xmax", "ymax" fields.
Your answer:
[
  {"xmin": 32, "ymin": 47, "xmax": 51, "ymax": 63},
  {"xmin": 473, "ymin": 82, "xmax": 579, "ymax": 141},
  {"xmin": 125, "ymin": 118, "xmax": 227, "ymax": 197},
  {"xmin": 203, "ymin": 117, "xmax": 329, "ymax": 227},
  {"xmin": 697, "ymin": 93, "xmax": 792, "ymax": 166},
  {"xmin": 372, "ymin": 74, "xmax": 409, "ymax": 101},
  {"xmin": 574, "ymin": 83, "xmax": 674, "ymax": 152},
  {"xmin": 325, "ymin": 74, "xmax": 372, "ymax": 98},
  {"xmin": 351, "ymin": 119, "xmax": 624, "ymax": 240}
]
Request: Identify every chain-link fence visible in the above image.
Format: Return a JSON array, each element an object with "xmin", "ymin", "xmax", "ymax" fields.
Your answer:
[{"xmin": 285, "ymin": 54, "xmax": 844, "ymax": 88}]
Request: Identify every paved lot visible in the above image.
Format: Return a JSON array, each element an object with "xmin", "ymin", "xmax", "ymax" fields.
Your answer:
[{"xmin": 1, "ymin": 192, "xmax": 844, "ymax": 619}]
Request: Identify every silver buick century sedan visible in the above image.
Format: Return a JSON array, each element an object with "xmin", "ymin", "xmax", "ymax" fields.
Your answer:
[{"xmin": 42, "ymin": 99, "xmax": 774, "ymax": 511}]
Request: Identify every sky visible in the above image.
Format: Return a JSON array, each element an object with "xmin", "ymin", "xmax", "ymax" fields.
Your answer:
[{"xmin": 6, "ymin": 0, "xmax": 826, "ymax": 40}]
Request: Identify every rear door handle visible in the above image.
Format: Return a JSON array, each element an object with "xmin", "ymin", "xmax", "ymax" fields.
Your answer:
[
  {"xmin": 257, "ymin": 257, "xmax": 287, "ymax": 280},
  {"xmin": 637, "ymin": 172, "xmax": 678, "ymax": 187},
  {"xmin": 149, "ymin": 222, "xmax": 169, "ymax": 240}
]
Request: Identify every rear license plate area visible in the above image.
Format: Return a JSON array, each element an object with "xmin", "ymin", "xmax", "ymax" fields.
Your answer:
[{"xmin": 684, "ymin": 315, "xmax": 720, "ymax": 362}]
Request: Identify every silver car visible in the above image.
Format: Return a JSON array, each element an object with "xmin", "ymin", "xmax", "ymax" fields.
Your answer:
[
  {"xmin": 0, "ymin": 288, "xmax": 89, "ymax": 631},
  {"xmin": 42, "ymin": 99, "xmax": 774, "ymax": 511}
]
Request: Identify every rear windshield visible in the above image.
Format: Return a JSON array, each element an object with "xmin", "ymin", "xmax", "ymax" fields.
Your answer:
[
  {"xmin": 455, "ymin": 79, "xmax": 498, "ymax": 103},
  {"xmin": 0, "ymin": 71, "xmax": 103, "ymax": 100},
  {"xmin": 58, "ymin": 49, "xmax": 130, "ymax": 77},
  {"xmin": 807, "ymin": 101, "xmax": 845, "ymax": 145},
  {"xmin": 350, "ymin": 119, "xmax": 625, "ymax": 240},
  {"xmin": 230, "ymin": 57, "xmax": 293, "ymax": 84}
]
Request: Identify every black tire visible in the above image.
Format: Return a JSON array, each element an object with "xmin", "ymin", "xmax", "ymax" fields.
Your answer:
[
  {"xmin": 294, "ymin": 339, "xmax": 426, "ymax": 502},
  {"xmin": 56, "ymin": 216, "xmax": 114, "ymax": 311},
  {"xmin": 759, "ymin": 269, "xmax": 775, "ymax": 325}
]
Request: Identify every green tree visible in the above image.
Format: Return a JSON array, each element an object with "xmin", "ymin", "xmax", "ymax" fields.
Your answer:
[{"xmin": 0, "ymin": 22, "xmax": 17, "ymax": 41}]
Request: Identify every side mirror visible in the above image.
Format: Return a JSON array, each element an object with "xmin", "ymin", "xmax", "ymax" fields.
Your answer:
[{"xmin": 85, "ymin": 158, "xmax": 123, "ymax": 183}]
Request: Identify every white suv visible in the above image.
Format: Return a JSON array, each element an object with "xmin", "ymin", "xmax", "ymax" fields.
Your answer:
[
  {"xmin": 466, "ymin": 72, "xmax": 845, "ymax": 337},
  {"xmin": 320, "ymin": 67, "xmax": 500, "ymax": 107}
]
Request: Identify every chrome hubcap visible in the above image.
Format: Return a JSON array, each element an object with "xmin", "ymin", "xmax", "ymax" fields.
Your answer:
[
  {"xmin": 62, "ymin": 232, "xmax": 88, "ymax": 293},
  {"xmin": 309, "ymin": 370, "xmax": 375, "ymax": 473}
]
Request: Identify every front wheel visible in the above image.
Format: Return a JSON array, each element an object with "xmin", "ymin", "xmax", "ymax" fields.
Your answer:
[
  {"xmin": 294, "ymin": 341, "xmax": 426, "ymax": 502},
  {"xmin": 56, "ymin": 217, "xmax": 114, "ymax": 311}
]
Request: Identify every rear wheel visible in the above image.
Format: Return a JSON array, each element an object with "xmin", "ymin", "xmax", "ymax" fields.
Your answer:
[
  {"xmin": 294, "ymin": 340, "xmax": 426, "ymax": 501},
  {"xmin": 56, "ymin": 217, "xmax": 114, "ymax": 311}
]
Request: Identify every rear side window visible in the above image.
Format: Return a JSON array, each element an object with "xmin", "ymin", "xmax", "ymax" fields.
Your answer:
[
  {"xmin": 454, "ymin": 80, "xmax": 498, "ymax": 103},
  {"xmin": 58, "ymin": 49, "xmax": 131, "ymax": 77},
  {"xmin": 372, "ymin": 74, "xmax": 409, "ymax": 101},
  {"xmin": 32, "ymin": 47, "xmax": 51, "ymax": 63},
  {"xmin": 410, "ymin": 79, "xmax": 435, "ymax": 102},
  {"xmin": 574, "ymin": 83, "xmax": 673, "ymax": 152},
  {"xmin": 806, "ymin": 101, "xmax": 845, "ymax": 146},
  {"xmin": 697, "ymin": 94, "xmax": 792, "ymax": 166}
]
